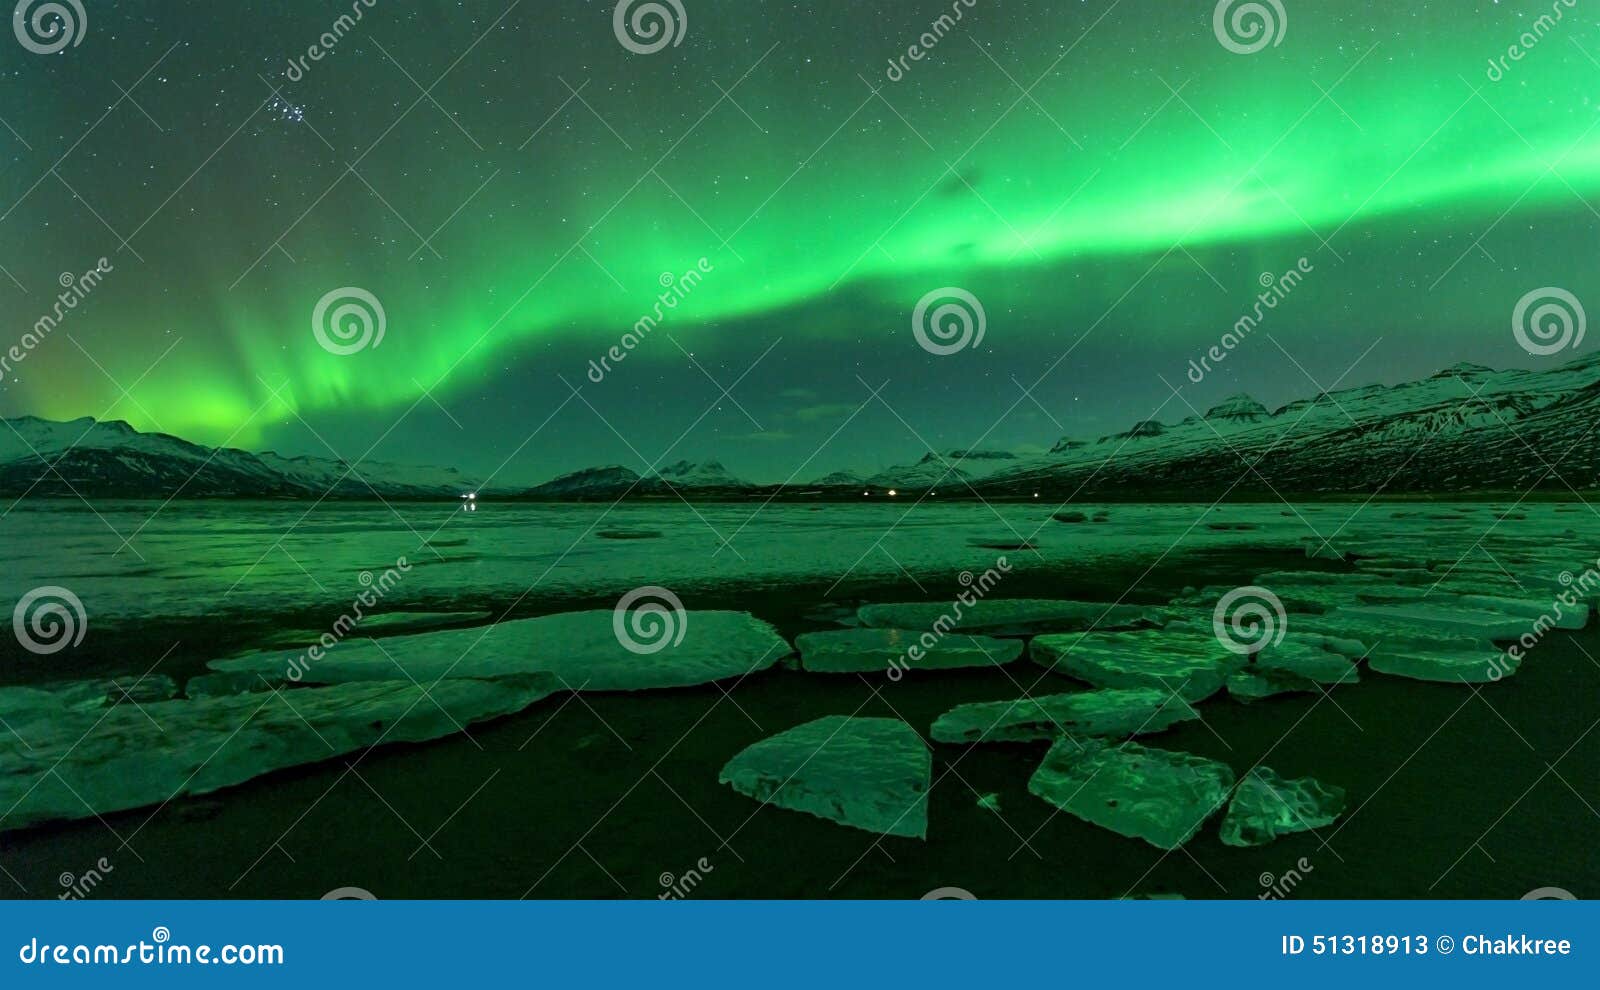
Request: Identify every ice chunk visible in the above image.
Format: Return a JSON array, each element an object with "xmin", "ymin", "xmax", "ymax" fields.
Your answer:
[
  {"xmin": 857, "ymin": 599, "xmax": 1164, "ymax": 636},
  {"xmin": 930, "ymin": 689, "xmax": 1198, "ymax": 743},
  {"xmin": 1367, "ymin": 642, "xmax": 1517, "ymax": 683},
  {"xmin": 1254, "ymin": 637, "xmax": 1361, "ymax": 684},
  {"xmin": 1220, "ymin": 767, "xmax": 1345, "ymax": 847},
  {"xmin": 718, "ymin": 716, "xmax": 930, "ymax": 838},
  {"xmin": 795, "ymin": 628, "xmax": 1021, "ymax": 674},
  {"xmin": 0, "ymin": 676, "xmax": 558, "ymax": 834},
  {"xmin": 1027, "ymin": 739, "xmax": 1235, "ymax": 850},
  {"xmin": 1329, "ymin": 604, "xmax": 1531, "ymax": 640},
  {"xmin": 1030, "ymin": 628, "xmax": 1238, "ymax": 701},
  {"xmin": 209, "ymin": 610, "xmax": 790, "ymax": 692},
  {"xmin": 184, "ymin": 671, "xmax": 279, "ymax": 699},
  {"xmin": 1226, "ymin": 667, "xmax": 1328, "ymax": 702},
  {"xmin": 0, "ymin": 675, "xmax": 179, "ymax": 728},
  {"xmin": 353, "ymin": 610, "xmax": 494, "ymax": 634}
]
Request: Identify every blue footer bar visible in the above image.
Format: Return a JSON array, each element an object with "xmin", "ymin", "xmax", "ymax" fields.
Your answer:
[{"xmin": 0, "ymin": 900, "xmax": 1591, "ymax": 985}]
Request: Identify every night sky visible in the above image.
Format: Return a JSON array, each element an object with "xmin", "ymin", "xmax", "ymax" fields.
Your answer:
[{"xmin": 1, "ymin": 0, "xmax": 1597, "ymax": 484}]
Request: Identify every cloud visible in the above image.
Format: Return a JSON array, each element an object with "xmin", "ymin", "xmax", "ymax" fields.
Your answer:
[{"xmin": 793, "ymin": 402, "xmax": 859, "ymax": 423}]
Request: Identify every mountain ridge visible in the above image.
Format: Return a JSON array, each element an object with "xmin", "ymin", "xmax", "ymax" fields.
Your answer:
[{"xmin": 6, "ymin": 353, "xmax": 1600, "ymax": 500}]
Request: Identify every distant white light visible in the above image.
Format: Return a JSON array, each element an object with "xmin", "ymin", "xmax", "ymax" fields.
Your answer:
[{"xmin": 888, "ymin": 489, "xmax": 898, "ymax": 497}]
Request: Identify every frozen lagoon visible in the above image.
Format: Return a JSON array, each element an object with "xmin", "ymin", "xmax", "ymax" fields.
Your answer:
[
  {"xmin": 1, "ymin": 499, "xmax": 1598, "ymax": 898},
  {"xmin": 5, "ymin": 498, "xmax": 1598, "ymax": 625}
]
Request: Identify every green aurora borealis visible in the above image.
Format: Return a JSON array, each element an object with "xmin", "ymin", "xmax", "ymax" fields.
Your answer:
[{"xmin": 3, "ymin": 1, "xmax": 1599, "ymax": 480}]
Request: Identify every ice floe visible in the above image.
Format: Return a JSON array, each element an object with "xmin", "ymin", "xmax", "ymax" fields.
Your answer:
[
  {"xmin": 1028, "ymin": 739, "xmax": 1235, "ymax": 850},
  {"xmin": 1030, "ymin": 627, "xmax": 1240, "ymax": 701},
  {"xmin": 858, "ymin": 599, "xmax": 1165, "ymax": 636},
  {"xmin": 0, "ymin": 675, "xmax": 558, "ymax": 833},
  {"xmin": 1366, "ymin": 640, "xmax": 1517, "ymax": 683},
  {"xmin": 0, "ymin": 675, "xmax": 179, "ymax": 728},
  {"xmin": 1225, "ymin": 667, "xmax": 1325, "ymax": 702},
  {"xmin": 930, "ymin": 688, "xmax": 1198, "ymax": 743},
  {"xmin": 718, "ymin": 716, "xmax": 930, "ymax": 838},
  {"xmin": 209, "ymin": 610, "xmax": 790, "ymax": 692},
  {"xmin": 1219, "ymin": 767, "xmax": 1345, "ymax": 847},
  {"xmin": 795, "ymin": 628, "xmax": 1021, "ymax": 674}
]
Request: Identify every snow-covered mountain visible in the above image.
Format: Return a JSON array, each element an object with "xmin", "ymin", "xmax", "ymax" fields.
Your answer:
[
  {"xmin": 807, "ymin": 470, "xmax": 867, "ymax": 488},
  {"xmin": 523, "ymin": 460, "xmax": 754, "ymax": 498},
  {"xmin": 864, "ymin": 450, "xmax": 1022, "ymax": 491},
  {"xmin": 12, "ymin": 353, "xmax": 1600, "ymax": 501},
  {"xmin": 649, "ymin": 459, "xmax": 753, "ymax": 491},
  {"xmin": 526, "ymin": 465, "xmax": 644, "ymax": 499},
  {"xmin": 0, "ymin": 416, "xmax": 475, "ymax": 499},
  {"xmin": 970, "ymin": 354, "xmax": 1600, "ymax": 497}
]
